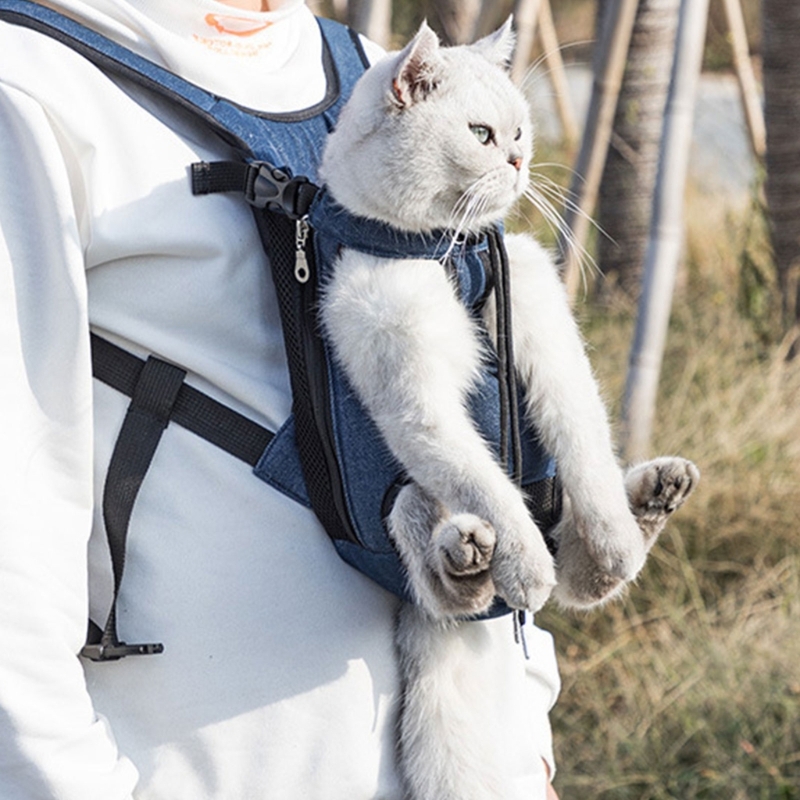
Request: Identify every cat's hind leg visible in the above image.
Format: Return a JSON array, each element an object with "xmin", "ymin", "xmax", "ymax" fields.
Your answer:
[
  {"xmin": 389, "ymin": 483, "xmax": 497, "ymax": 620},
  {"xmin": 552, "ymin": 456, "xmax": 699, "ymax": 608}
]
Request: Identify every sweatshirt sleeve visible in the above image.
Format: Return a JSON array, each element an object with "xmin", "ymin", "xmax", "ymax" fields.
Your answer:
[{"xmin": 0, "ymin": 81, "xmax": 138, "ymax": 800}]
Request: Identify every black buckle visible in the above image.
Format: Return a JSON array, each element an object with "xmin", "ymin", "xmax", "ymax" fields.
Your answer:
[
  {"xmin": 245, "ymin": 162, "xmax": 311, "ymax": 218},
  {"xmin": 81, "ymin": 640, "xmax": 164, "ymax": 662}
]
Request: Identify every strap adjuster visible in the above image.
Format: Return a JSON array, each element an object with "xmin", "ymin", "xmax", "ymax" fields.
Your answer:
[{"xmin": 81, "ymin": 640, "xmax": 164, "ymax": 662}]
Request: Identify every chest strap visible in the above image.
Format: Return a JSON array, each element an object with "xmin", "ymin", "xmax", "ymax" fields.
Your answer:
[
  {"xmin": 82, "ymin": 334, "xmax": 274, "ymax": 661},
  {"xmin": 191, "ymin": 160, "xmax": 318, "ymax": 217}
]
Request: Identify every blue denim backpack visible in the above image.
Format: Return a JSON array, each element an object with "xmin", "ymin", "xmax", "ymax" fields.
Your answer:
[{"xmin": 1, "ymin": 0, "xmax": 560, "ymax": 660}]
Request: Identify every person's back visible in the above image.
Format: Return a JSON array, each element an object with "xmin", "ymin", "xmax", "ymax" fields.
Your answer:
[{"xmin": 0, "ymin": 2, "xmax": 560, "ymax": 797}]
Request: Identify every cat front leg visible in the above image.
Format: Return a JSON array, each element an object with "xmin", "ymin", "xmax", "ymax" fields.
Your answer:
[
  {"xmin": 490, "ymin": 233, "xmax": 648, "ymax": 591},
  {"xmin": 552, "ymin": 456, "xmax": 699, "ymax": 607},
  {"xmin": 321, "ymin": 250, "xmax": 556, "ymax": 615}
]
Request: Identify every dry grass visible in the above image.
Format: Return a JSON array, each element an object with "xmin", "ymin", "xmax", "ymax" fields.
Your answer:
[{"xmin": 534, "ymin": 185, "xmax": 800, "ymax": 798}]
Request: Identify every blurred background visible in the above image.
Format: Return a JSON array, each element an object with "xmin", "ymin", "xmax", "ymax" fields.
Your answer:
[{"xmin": 314, "ymin": 2, "xmax": 799, "ymax": 797}]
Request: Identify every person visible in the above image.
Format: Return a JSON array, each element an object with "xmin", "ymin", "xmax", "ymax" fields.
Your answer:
[{"xmin": 0, "ymin": 1, "xmax": 561, "ymax": 797}]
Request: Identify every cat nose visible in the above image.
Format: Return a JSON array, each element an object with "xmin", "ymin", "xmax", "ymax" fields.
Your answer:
[{"xmin": 509, "ymin": 155, "xmax": 523, "ymax": 171}]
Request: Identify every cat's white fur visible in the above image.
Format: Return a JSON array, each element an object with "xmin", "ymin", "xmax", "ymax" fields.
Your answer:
[{"xmin": 319, "ymin": 20, "xmax": 698, "ymax": 799}]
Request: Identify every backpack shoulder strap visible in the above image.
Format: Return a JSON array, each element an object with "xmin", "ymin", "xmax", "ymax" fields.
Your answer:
[{"xmin": 0, "ymin": 0, "xmax": 367, "ymax": 164}]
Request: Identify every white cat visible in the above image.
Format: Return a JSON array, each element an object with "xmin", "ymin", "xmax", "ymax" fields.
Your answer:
[{"xmin": 319, "ymin": 20, "xmax": 698, "ymax": 800}]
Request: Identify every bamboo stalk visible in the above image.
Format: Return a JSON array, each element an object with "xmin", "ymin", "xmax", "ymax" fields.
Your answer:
[
  {"xmin": 511, "ymin": 0, "xmax": 542, "ymax": 85},
  {"xmin": 537, "ymin": 0, "xmax": 579, "ymax": 145},
  {"xmin": 469, "ymin": 0, "xmax": 503, "ymax": 42},
  {"xmin": 560, "ymin": 0, "xmax": 641, "ymax": 300},
  {"xmin": 721, "ymin": 0, "xmax": 765, "ymax": 158},
  {"xmin": 620, "ymin": 0, "xmax": 711, "ymax": 462}
]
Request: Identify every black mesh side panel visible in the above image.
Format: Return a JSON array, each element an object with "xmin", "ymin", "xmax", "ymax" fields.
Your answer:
[
  {"xmin": 253, "ymin": 208, "xmax": 356, "ymax": 544},
  {"xmin": 523, "ymin": 475, "xmax": 563, "ymax": 556}
]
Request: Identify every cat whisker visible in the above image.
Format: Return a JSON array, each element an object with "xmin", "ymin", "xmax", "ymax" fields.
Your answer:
[
  {"xmin": 531, "ymin": 174, "xmax": 616, "ymax": 250},
  {"xmin": 530, "ymin": 162, "xmax": 584, "ymax": 185},
  {"xmin": 522, "ymin": 184, "xmax": 599, "ymax": 286},
  {"xmin": 518, "ymin": 41, "xmax": 593, "ymax": 94},
  {"xmin": 443, "ymin": 175, "xmax": 496, "ymax": 261}
]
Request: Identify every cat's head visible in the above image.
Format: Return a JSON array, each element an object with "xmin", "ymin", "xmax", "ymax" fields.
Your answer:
[{"xmin": 319, "ymin": 20, "xmax": 533, "ymax": 235}]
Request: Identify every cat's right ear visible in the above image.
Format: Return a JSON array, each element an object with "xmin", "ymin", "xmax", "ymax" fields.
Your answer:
[
  {"xmin": 391, "ymin": 22, "xmax": 444, "ymax": 109},
  {"xmin": 471, "ymin": 16, "xmax": 516, "ymax": 71}
]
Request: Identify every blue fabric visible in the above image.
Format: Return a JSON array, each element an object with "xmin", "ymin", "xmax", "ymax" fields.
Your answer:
[
  {"xmin": 309, "ymin": 187, "xmax": 492, "ymax": 308},
  {"xmin": 254, "ymin": 417, "xmax": 311, "ymax": 509}
]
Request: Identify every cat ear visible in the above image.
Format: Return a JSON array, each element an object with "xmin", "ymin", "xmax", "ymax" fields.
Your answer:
[
  {"xmin": 471, "ymin": 16, "xmax": 516, "ymax": 71},
  {"xmin": 391, "ymin": 21, "xmax": 444, "ymax": 108}
]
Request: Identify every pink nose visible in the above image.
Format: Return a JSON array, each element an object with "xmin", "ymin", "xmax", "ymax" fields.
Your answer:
[{"xmin": 510, "ymin": 157, "xmax": 523, "ymax": 171}]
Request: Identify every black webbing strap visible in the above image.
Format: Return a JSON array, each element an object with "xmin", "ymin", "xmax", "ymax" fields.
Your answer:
[
  {"xmin": 82, "ymin": 335, "xmax": 275, "ymax": 661},
  {"xmin": 82, "ymin": 351, "xmax": 184, "ymax": 660},
  {"xmin": 90, "ymin": 335, "xmax": 274, "ymax": 466}
]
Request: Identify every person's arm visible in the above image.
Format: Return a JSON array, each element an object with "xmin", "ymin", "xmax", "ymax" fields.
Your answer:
[{"xmin": 0, "ymin": 81, "xmax": 138, "ymax": 800}]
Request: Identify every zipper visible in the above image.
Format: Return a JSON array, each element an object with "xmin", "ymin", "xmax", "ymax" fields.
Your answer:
[{"xmin": 297, "ymin": 226, "xmax": 361, "ymax": 546}]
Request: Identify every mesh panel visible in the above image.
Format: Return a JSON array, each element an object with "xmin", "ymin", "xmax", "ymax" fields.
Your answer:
[
  {"xmin": 523, "ymin": 475, "xmax": 563, "ymax": 556},
  {"xmin": 255, "ymin": 209, "xmax": 354, "ymax": 544}
]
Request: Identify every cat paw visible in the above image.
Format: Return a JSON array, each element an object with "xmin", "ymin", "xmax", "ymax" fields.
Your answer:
[
  {"xmin": 552, "ymin": 458, "xmax": 699, "ymax": 609},
  {"xmin": 430, "ymin": 514, "xmax": 497, "ymax": 615},
  {"xmin": 435, "ymin": 513, "xmax": 495, "ymax": 575},
  {"xmin": 551, "ymin": 520, "xmax": 637, "ymax": 609},
  {"xmin": 625, "ymin": 457, "xmax": 700, "ymax": 544},
  {"xmin": 551, "ymin": 499, "xmax": 646, "ymax": 609},
  {"xmin": 490, "ymin": 526, "xmax": 556, "ymax": 613}
]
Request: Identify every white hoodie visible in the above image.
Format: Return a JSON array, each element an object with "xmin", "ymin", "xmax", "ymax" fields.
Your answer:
[{"xmin": 0, "ymin": 2, "xmax": 560, "ymax": 798}]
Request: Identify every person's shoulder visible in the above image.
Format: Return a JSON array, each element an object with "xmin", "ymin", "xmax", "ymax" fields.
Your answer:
[
  {"xmin": 0, "ymin": 16, "xmax": 135, "ymax": 138},
  {"xmin": 0, "ymin": 19, "xmax": 106, "ymax": 98}
]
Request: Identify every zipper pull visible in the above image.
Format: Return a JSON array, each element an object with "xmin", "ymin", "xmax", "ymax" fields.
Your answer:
[{"xmin": 294, "ymin": 218, "xmax": 311, "ymax": 284}]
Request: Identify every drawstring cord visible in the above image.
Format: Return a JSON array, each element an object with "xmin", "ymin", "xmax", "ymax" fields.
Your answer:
[
  {"xmin": 490, "ymin": 228, "xmax": 523, "ymax": 487},
  {"xmin": 489, "ymin": 228, "xmax": 530, "ymax": 659}
]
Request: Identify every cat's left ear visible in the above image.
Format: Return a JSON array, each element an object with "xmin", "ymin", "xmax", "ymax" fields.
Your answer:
[
  {"xmin": 471, "ymin": 16, "xmax": 516, "ymax": 71},
  {"xmin": 391, "ymin": 21, "xmax": 445, "ymax": 108}
]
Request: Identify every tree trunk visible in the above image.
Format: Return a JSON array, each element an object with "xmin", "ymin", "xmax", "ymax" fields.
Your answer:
[
  {"xmin": 560, "ymin": 0, "xmax": 640, "ymax": 299},
  {"xmin": 621, "ymin": 0, "xmax": 709, "ymax": 462},
  {"xmin": 763, "ymin": 0, "xmax": 800, "ymax": 330},
  {"xmin": 596, "ymin": 0, "xmax": 681, "ymax": 300},
  {"xmin": 510, "ymin": 0, "xmax": 541, "ymax": 84}
]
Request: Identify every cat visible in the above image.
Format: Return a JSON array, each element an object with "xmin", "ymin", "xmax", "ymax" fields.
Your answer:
[{"xmin": 318, "ymin": 19, "xmax": 699, "ymax": 800}]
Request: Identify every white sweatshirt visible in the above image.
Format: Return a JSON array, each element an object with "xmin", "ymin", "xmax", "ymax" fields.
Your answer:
[{"xmin": 0, "ymin": 2, "xmax": 560, "ymax": 798}]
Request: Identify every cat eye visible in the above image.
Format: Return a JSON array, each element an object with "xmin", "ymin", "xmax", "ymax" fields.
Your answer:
[
  {"xmin": 469, "ymin": 124, "xmax": 494, "ymax": 146},
  {"xmin": 514, "ymin": 127, "xmax": 522, "ymax": 141}
]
